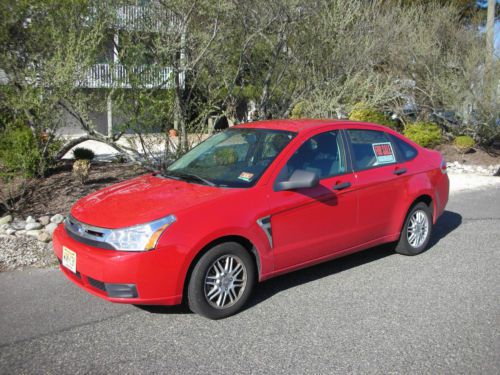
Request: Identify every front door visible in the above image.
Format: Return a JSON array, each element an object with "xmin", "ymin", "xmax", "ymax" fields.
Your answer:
[{"xmin": 266, "ymin": 130, "xmax": 358, "ymax": 271}]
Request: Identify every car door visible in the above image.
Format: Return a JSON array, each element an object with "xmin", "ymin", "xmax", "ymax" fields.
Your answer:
[
  {"xmin": 265, "ymin": 129, "xmax": 358, "ymax": 271},
  {"xmin": 345, "ymin": 128, "xmax": 408, "ymax": 244}
]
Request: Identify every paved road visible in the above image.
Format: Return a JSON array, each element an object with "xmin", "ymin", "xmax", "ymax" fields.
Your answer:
[{"xmin": 1, "ymin": 187, "xmax": 499, "ymax": 374}]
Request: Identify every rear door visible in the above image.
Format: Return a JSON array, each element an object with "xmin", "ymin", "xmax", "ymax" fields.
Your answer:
[{"xmin": 345, "ymin": 128, "xmax": 408, "ymax": 244}]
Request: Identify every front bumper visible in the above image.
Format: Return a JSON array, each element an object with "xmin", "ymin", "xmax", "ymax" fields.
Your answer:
[{"xmin": 53, "ymin": 224, "xmax": 188, "ymax": 305}]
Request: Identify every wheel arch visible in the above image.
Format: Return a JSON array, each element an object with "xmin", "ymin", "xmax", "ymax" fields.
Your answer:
[{"xmin": 410, "ymin": 194, "xmax": 435, "ymax": 220}]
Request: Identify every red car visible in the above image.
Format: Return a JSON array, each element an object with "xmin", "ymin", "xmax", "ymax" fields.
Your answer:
[{"xmin": 53, "ymin": 120, "xmax": 449, "ymax": 319}]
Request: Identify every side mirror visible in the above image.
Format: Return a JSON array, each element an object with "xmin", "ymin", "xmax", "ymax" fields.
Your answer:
[{"xmin": 274, "ymin": 169, "xmax": 319, "ymax": 191}]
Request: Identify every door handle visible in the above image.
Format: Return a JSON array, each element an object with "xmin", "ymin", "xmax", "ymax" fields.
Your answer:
[
  {"xmin": 332, "ymin": 182, "xmax": 351, "ymax": 191},
  {"xmin": 394, "ymin": 168, "xmax": 407, "ymax": 176}
]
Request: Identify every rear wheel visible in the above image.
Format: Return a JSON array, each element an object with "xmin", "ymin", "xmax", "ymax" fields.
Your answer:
[
  {"xmin": 395, "ymin": 202, "xmax": 433, "ymax": 256},
  {"xmin": 187, "ymin": 242, "xmax": 256, "ymax": 319}
]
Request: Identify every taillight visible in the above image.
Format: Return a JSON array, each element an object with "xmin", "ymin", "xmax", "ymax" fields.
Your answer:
[{"xmin": 440, "ymin": 158, "xmax": 447, "ymax": 174}]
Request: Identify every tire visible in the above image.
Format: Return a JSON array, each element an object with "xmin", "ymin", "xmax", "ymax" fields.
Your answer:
[
  {"xmin": 187, "ymin": 242, "xmax": 256, "ymax": 319},
  {"xmin": 395, "ymin": 202, "xmax": 433, "ymax": 256}
]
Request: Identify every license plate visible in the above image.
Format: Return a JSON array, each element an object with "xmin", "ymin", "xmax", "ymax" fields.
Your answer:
[{"xmin": 62, "ymin": 246, "xmax": 77, "ymax": 274}]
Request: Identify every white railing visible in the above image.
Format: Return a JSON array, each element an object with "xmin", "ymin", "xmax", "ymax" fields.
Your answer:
[
  {"xmin": 114, "ymin": 5, "xmax": 177, "ymax": 32},
  {"xmin": 79, "ymin": 64, "xmax": 172, "ymax": 89}
]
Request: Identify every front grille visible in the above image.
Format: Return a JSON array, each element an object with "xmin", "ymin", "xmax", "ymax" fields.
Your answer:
[
  {"xmin": 87, "ymin": 276, "xmax": 106, "ymax": 292},
  {"xmin": 64, "ymin": 215, "xmax": 115, "ymax": 250}
]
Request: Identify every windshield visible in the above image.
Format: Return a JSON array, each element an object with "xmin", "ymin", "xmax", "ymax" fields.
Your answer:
[{"xmin": 166, "ymin": 128, "xmax": 296, "ymax": 188}]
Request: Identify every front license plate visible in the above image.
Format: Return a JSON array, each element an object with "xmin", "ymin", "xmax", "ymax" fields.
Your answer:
[{"xmin": 62, "ymin": 246, "xmax": 77, "ymax": 273}]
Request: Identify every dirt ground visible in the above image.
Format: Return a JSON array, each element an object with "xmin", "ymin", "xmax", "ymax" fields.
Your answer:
[
  {"xmin": 435, "ymin": 144, "xmax": 499, "ymax": 165},
  {"xmin": 1, "ymin": 162, "xmax": 148, "ymax": 218}
]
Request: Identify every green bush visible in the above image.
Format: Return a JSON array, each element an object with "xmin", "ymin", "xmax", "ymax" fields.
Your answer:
[
  {"xmin": 73, "ymin": 147, "xmax": 95, "ymax": 160},
  {"xmin": 403, "ymin": 122, "xmax": 442, "ymax": 148},
  {"xmin": 349, "ymin": 103, "xmax": 398, "ymax": 129},
  {"xmin": 0, "ymin": 125, "xmax": 41, "ymax": 179},
  {"xmin": 453, "ymin": 135, "xmax": 475, "ymax": 152},
  {"xmin": 290, "ymin": 101, "xmax": 308, "ymax": 119}
]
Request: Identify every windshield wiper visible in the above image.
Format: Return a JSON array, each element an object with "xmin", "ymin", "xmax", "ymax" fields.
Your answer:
[
  {"xmin": 165, "ymin": 171, "xmax": 216, "ymax": 187},
  {"xmin": 180, "ymin": 172, "xmax": 216, "ymax": 187}
]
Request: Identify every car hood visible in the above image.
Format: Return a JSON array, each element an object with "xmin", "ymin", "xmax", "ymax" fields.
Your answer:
[{"xmin": 71, "ymin": 174, "xmax": 235, "ymax": 228}]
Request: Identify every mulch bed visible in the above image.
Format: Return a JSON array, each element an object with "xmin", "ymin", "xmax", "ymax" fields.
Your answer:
[
  {"xmin": 2, "ymin": 162, "xmax": 148, "ymax": 218},
  {"xmin": 436, "ymin": 144, "xmax": 499, "ymax": 165}
]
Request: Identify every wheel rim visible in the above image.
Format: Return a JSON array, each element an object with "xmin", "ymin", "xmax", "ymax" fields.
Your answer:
[
  {"xmin": 204, "ymin": 255, "xmax": 247, "ymax": 309},
  {"xmin": 407, "ymin": 210, "xmax": 429, "ymax": 248}
]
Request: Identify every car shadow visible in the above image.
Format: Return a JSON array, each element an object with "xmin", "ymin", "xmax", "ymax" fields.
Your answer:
[
  {"xmin": 428, "ymin": 210, "xmax": 462, "ymax": 248},
  {"xmin": 136, "ymin": 210, "xmax": 462, "ymax": 315}
]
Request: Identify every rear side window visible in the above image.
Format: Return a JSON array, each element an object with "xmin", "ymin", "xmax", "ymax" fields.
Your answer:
[
  {"xmin": 346, "ymin": 129, "xmax": 396, "ymax": 171},
  {"xmin": 390, "ymin": 134, "xmax": 418, "ymax": 161}
]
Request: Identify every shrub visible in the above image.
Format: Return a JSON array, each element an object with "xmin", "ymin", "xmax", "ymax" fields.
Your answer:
[
  {"xmin": 73, "ymin": 147, "xmax": 95, "ymax": 161},
  {"xmin": 404, "ymin": 122, "xmax": 442, "ymax": 148},
  {"xmin": 348, "ymin": 103, "xmax": 398, "ymax": 129},
  {"xmin": 0, "ymin": 125, "xmax": 41, "ymax": 179},
  {"xmin": 453, "ymin": 135, "xmax": 475, "ymax": 153},
  {"xmin": 290, "ymin": 101, "xmax": 308, "ymax": 119},
  {"xmin": 72, "ymin": 159, "xmax": 91, "ymax": 184}
]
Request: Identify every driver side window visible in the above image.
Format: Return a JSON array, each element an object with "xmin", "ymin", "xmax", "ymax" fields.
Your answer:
[{"xmin": 278, "ymin": 130, "xmax": 346, "ymax": 181}]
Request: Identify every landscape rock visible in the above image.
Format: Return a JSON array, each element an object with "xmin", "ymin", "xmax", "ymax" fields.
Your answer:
[
  {"xmin": 11, "ymin": 219, "xmax": 26, "ymax": 230},
  {"xmin": 0, "ymin": 215, "xmax": 13, "ymax": 225},
  {"xmin": 15, "ymin": 230, "xmax": 26, "ymax": 237},
  {"xmin": 26, "ymin": 230, "xmax": 42, "ymax": 238},
  {"xmin": 447, "ymin": 162, "xmax": 500, "ymax": 176},
  {"xmin": 37, "ymin": 231, "xmax": 52, "ymax": 243},
  {"xmin": 25, "ymin": 222, "xmax": 43, "ymax": 231},
  {"xmin": 26, "ymin": 216, "xmax": 36, "ymax": 224},
  {"xmin": 5, "ymin": 228, "xmax": 16, "ymax": 235},
  {"xmin": 44, "ymin": 223, "xmax": 58, "ymax": 235},
  {"xmin": 0, "ymin": 223, "xmax": 10, "ymax": 231},
  {"xmin": 50, "ymin": 214, "xmax": 65, "ymax": 224},
  {"xmin": 38, "ymin": 216, "xmax": 51, "ymax": 226}
]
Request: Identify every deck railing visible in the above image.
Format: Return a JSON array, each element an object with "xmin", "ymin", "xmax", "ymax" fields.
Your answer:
[{"xmin": 79, "ymin": 64, "xmax": 173, "ymax": 89}]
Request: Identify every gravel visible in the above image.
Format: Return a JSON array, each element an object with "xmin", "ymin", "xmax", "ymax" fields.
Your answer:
[{"xmin": 0, "ymin": 236, "xmax": 57, "ymax": 272}]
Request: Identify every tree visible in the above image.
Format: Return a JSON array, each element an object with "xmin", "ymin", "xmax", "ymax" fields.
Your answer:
[{"xmin": 0, "ymin": 0, "xmax": 106, "ymax": 176}]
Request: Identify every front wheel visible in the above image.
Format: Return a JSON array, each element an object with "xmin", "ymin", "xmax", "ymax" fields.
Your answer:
[
  {"xmin": 187, "ymin": 242, "xmax": 256, "ymax": 319},
  {"xmin": 395, "ymin": 202, "xmax": 433, "ymax": 256}
]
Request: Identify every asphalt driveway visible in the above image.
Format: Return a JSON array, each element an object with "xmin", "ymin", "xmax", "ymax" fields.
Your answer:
[{"xmin": 1, "ymin": 187, "xmax": 499, "ymax": 374}]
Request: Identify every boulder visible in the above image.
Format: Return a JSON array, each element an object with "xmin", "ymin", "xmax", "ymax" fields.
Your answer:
[
  {"xmin": 26, "ymin": 230, "xmax": 42, "ymax": 238},
  {"xmin": 37, "ymin": 231, "xmax": 52, "ymax": 243},
  {"xmin": 26, "ymin": 216, "xmax": 36, "ymax": 224},
  {"xmin": 11, "ymin": 219, "xmax": 26, "ymax": 230},
  {"xmin": 45, "ymin": 223, "xmax": 59, "ymax": 235},
  {"xmin": 0, "ymin": 215, "xmax": 12, "ymax": 225},
  {"xmin": 50, "ymin": 214, "xmax": 65, "ymax": 224},
  {"xmin": 5, "ymin": 228, "xmax": 16, "ymax": 235},
  {"xmin": 25, "ymin": 222, "xmax": 43, "ymax": 231},
  {"xmin": 38, "ymin": 216, "xmax": 51, "ymax": 226}
]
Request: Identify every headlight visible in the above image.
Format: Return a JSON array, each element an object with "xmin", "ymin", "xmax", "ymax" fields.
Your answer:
[{"xmin": 104, "ymin": 215, "xmax": 176, "ymax": 251}]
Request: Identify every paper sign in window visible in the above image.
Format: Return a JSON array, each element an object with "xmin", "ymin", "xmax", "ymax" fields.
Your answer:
[{"xmin": 372, "ymin": 142, "xmax": 395, "ymax": 164}]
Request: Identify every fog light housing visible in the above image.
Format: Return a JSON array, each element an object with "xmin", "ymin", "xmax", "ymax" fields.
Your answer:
[{"xmin": 105, "ymin": 283, "xmax": 138, "ymax": 298}]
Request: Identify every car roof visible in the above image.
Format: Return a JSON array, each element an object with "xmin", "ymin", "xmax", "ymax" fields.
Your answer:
[{"xmin": 234, "ymin": 119, "xmax": 391, "ymax": 133}]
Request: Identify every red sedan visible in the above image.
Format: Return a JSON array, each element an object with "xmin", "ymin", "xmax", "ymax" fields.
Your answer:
[{"xmin": 53, "ymin": 119, "xmax": 449, "ymax": 319}]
